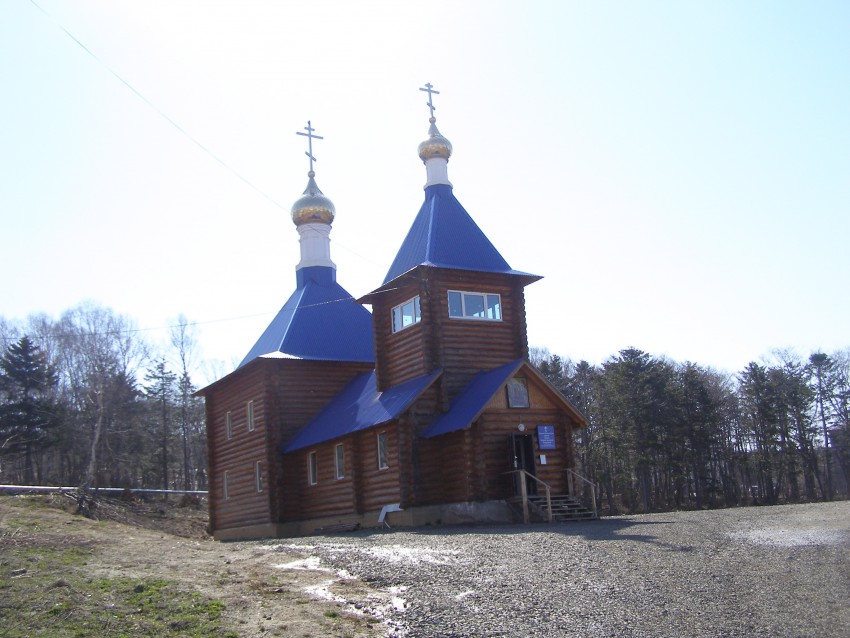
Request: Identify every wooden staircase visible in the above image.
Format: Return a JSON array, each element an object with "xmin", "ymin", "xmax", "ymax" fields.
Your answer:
[
  {"xmin": 505, "ymin": 469, "xmax": 598, "ymax": 524},
  {"xmin": 532, "ymin": 494, "xmax": 596, "ymax": 522},
  {"xmin": 508, "ymin": 494, "xmax": 596, "ymax": 523}
]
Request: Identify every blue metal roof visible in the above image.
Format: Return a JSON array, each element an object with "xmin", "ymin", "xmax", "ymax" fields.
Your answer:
[
  {"xmin": 421, "ymin": 359, "xmax": 525, "ymax": 438},
  {"xmin": 382, "ymin": 184, "xmax": 539, "ymax": 285},
  {"xmin": 239, "ymin": 266, "xmax": 375, "ymax": 367},
  {"xmin": 283, "ymin": 369, "xmax": 441, "ymax": 452}
]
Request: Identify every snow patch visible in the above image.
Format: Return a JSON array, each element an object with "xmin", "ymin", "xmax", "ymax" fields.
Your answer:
[
  {"xmin": 274, "ymin": 556, "xmax": 329, "ymax": 572},
  {"xmin": 273, "ymin": 541, "xmax": 463, "ymax": 566},
  {"xmin": 305, "ymin": 578, "xmax": 410, "ymax": 637},
  {"xmin": 731, "ymin": 528, "xmax": 848, "ymax": 547},
  {"xmin": 386, "ymin": 586, "xmax": 409, "ymax": 611},
  {"xmin": 305, "ymin": 579, "xmax": 348, "ymax": 604},
  {"xmin": 358, "ymin": 545, "xmax": 462, "ymax": 565},
  {"xmin": 263, "ymin": 544, "xmax": 410, "ymax": 636}
]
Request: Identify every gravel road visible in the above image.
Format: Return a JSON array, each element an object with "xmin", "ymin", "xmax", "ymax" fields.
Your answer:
[{"xmin": 270, "ymin": 502, "xmax": 850, "ymax": 638}]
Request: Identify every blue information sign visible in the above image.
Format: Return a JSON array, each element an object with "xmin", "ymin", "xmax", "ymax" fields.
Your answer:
[{"xmin": 537, "ymin": 424, "xmax": 556, "ymax": 450}]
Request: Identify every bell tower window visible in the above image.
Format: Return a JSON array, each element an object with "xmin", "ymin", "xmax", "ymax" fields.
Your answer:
[
  {"xmin": 448, "ymin": 291, "xmax": 502, "ymax": 320},
  {"xmin": 392, "ymin": 296, "xmax": 421, "ymax": 332}
]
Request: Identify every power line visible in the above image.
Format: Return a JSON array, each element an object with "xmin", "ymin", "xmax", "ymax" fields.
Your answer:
[
  {"xmin": 27, "ymin": 0, "xmax": 390, "ymax": 273},
  {"xmin": 29, "ymin": 0, "xmax": 285, "ymax": 211},
  {"xmin": 0, "ymin": 289, "xmax": 401, "ymax": 344}
]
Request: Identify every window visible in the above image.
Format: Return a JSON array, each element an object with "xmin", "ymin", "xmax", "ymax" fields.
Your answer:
[
  {"xmin": 255, "ymin": 461, "xmax": 264, "ymax": 492},
  {"xmin": 506, "ymin": 378, "xmax": 530, "ymax": 408},
  {"xmin": 308, "ymin": 451, "xmax": 318, "ymax": 486},
  {"xmin": 392, "ymin": 296, "xmax": 421, "ymax": 332},
  {"xmin": 448, "ymin": 291, "xmax": 502, "ymax": 320},
  {"xmin": 335, "ymin": 444, "xmax": 345, "ymax": 480},
  {"xmin": 225, "ymin": 411, "xmax": 232, "ymax": 440},
  {"xmin": 222, "ymin": 471, "xmax": 230, "ymax": 500},
  {"xmin": 247, "ymin": 400, "xmax": 255, "ymax": 431},
  {"xmin": 377, "ymin": 431, "xmax": 389, "ymax": 470}
]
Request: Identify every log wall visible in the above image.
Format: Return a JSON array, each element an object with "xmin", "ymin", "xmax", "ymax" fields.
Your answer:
[
  {"xmin": 371, "ymin": 276, "xmax": 429, "ymax": 392},
  {"xmin": 280, "ymin": 440, "xmax": 355, "ymax": 520},
  {"xmin": 204, "ymin": 363, "xmax": 271, "ymax": 531},
  {"xmin": 416, "ymin": 430, "xmax": 473, "ymax": 505},
  {"xmin": 203, "ymin": 358, "xmax": 371, "ymax": 532},
  {"xmin": 356, "ymin": 425, "xmax": 403, "ymax": 512},
  {"xmin": 280, "ymin": 424, "xmax": 403, "ymax": 521}
]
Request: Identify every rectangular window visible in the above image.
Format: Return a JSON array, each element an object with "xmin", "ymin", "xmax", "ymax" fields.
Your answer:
[
  {"xmin": 247, "ymin": 400, "xmax": 255, "ymax": 431},
  {"xmin": 223, "ymin": 471, "xmax": 230, "ymax": 500},
  {"xmin": 308, "ymin": 451, "xmax": 318, "ymax": 486},
  {"xmin": 335, "ymin": 444, "xmax": 345, "ymax": 480},
  {"xmin": 391, "ymin": 296, "xmax": 421, "ymax": 332},
  {"xmin": 447, "ymin": 291, "xmax": 502, "ymax": 321},
  {"xmin": 255, "ymin": 461, "xmax": 264, "ymax": 492},
  {"xmin": 377, "ymin": 431, "xmax": 389, "ymax": 470},
  {"xmin": 225, "ymin": 411, "xmax": 232, "ymax": 440}
]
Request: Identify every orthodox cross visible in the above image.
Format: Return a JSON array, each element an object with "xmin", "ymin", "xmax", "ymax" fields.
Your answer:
[
  {"xmin": 296, "ymin": 120, "xmax": 323, "ymax": 173},
  {"xmin": 419, "ymin": 82, "xmax": 440, "ymax": 119}
]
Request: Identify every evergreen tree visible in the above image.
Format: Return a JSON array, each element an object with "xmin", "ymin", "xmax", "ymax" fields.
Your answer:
[
  {"xmin": 809, "ymin": 352, "xmax": 835, "ymax": 499},
  {"xmin": 739, "ymin": 362, "xmax": 779, "ymax": 503},
  {"xmin": 145, "ymin": 359, "xmax": 177, "ymax": 490},
  {"xmin": 0, "ymin": 336, "xmax": 60, "ymax": 483},
  {"xmin": 823, "ymin": 352, "xmax": 850, "ymax": 495},
  {"xmin": 601, "ymin": 348, "xmax": 677, "ymax": 512}
]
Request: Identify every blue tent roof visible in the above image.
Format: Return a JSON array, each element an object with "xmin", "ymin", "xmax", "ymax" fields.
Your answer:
[
  {"xmin": 239, "ymin": 266, "xmax": 374, "ymax": 367},
  {"xmin": 382, "ymin": 184, "xmax": 539, "ymax": 285},
  {"xmin": 421, "ymin": 359, "xmax": 524, "ymax": 438},
  {"xmin": 283, "ymin": 369, "xmax": 442, "ymax": 452}
]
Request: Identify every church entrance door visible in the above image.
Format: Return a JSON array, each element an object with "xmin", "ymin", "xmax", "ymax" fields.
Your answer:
[{"xmin": 510, "ymin": 433, "xmax": 537, "ymax": 496}]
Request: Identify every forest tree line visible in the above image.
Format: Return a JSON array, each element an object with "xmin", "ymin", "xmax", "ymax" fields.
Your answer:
[
  {"xmin": 2, "ymin": 303, "xmax": 848, "ymax": 516},
  {"xmin": 532, "ymin": 346, "xmax": 850, "ymax": 514},
  {"xmin": 0, "ymin": 303, "xmax": 207, "ymax": 491}
]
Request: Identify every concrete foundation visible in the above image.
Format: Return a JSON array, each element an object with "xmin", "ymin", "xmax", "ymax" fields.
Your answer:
[{"xmin": 212, "ymin": 500, "xmax": 516, "ymax": 541}]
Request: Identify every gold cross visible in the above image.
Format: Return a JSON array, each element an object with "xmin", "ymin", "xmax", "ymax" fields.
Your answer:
[
  {"xmin": 295, "ymin": 120, "xmax": 323, "ymax": 173},
  {"xmin": 419, "ymin": 82, "xmax": 440, "ymax": 119}
]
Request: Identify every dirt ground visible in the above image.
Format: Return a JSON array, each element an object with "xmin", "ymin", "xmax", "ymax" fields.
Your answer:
[{"xmin": 0, "ymin": 494, "xmax": 389, "ymax": 637}]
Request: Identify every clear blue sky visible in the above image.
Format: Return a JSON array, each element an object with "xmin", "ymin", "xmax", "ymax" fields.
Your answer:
[{"xmin": 2, "ymin": 0, "xmax": 848, "ymax": 383}]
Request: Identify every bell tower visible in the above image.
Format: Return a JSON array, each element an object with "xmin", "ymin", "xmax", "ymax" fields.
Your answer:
[{"xmin": 360, "ymin": 85, "xmax": 540, "ymax": 403}]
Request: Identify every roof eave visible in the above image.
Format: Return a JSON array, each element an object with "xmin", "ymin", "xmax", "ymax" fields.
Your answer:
[
  {"xmin": 194, "ymin": 356, "xmax": 268, "ymax": 397},
  {"xmin": 358, "ymin": 264, "xmax": 543, "ymax": 305}
]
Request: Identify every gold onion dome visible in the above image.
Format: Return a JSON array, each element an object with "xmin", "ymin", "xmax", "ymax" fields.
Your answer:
[
  {"xmin": 291, "ymin": 171, "xmax": 336, "ymax": 226},
  {"xmin": 418, "ymin": 117, "xmax": 452, "ymax": 162}
]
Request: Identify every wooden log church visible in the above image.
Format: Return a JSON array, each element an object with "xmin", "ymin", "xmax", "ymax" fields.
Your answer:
[{"xmin": 198, "ymin": 87, "xmax": 590, "ymax": 540}]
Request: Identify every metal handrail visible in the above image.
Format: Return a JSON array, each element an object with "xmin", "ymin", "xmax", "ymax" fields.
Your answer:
[
  {"xmin": 505, "ymin": 470, "xmax": 553, "ymax": 523},
  {"xmin": 566, "ymin": 469, "xmax": 598, "ymax": 519},
  {"xmin": 0, "ymin": 485, "xmax": 208, "ymax": 496}
]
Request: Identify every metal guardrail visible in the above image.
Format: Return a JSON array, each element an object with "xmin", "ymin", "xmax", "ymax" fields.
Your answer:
[{"xmin": 0, "ymin": 485, "xmax": 207, "ymax": 496}]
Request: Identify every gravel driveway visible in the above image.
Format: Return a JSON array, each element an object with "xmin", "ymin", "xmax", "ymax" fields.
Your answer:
[{"xmin": 270, "ymin": 502, "xmax": 850, "ymax": 637}]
